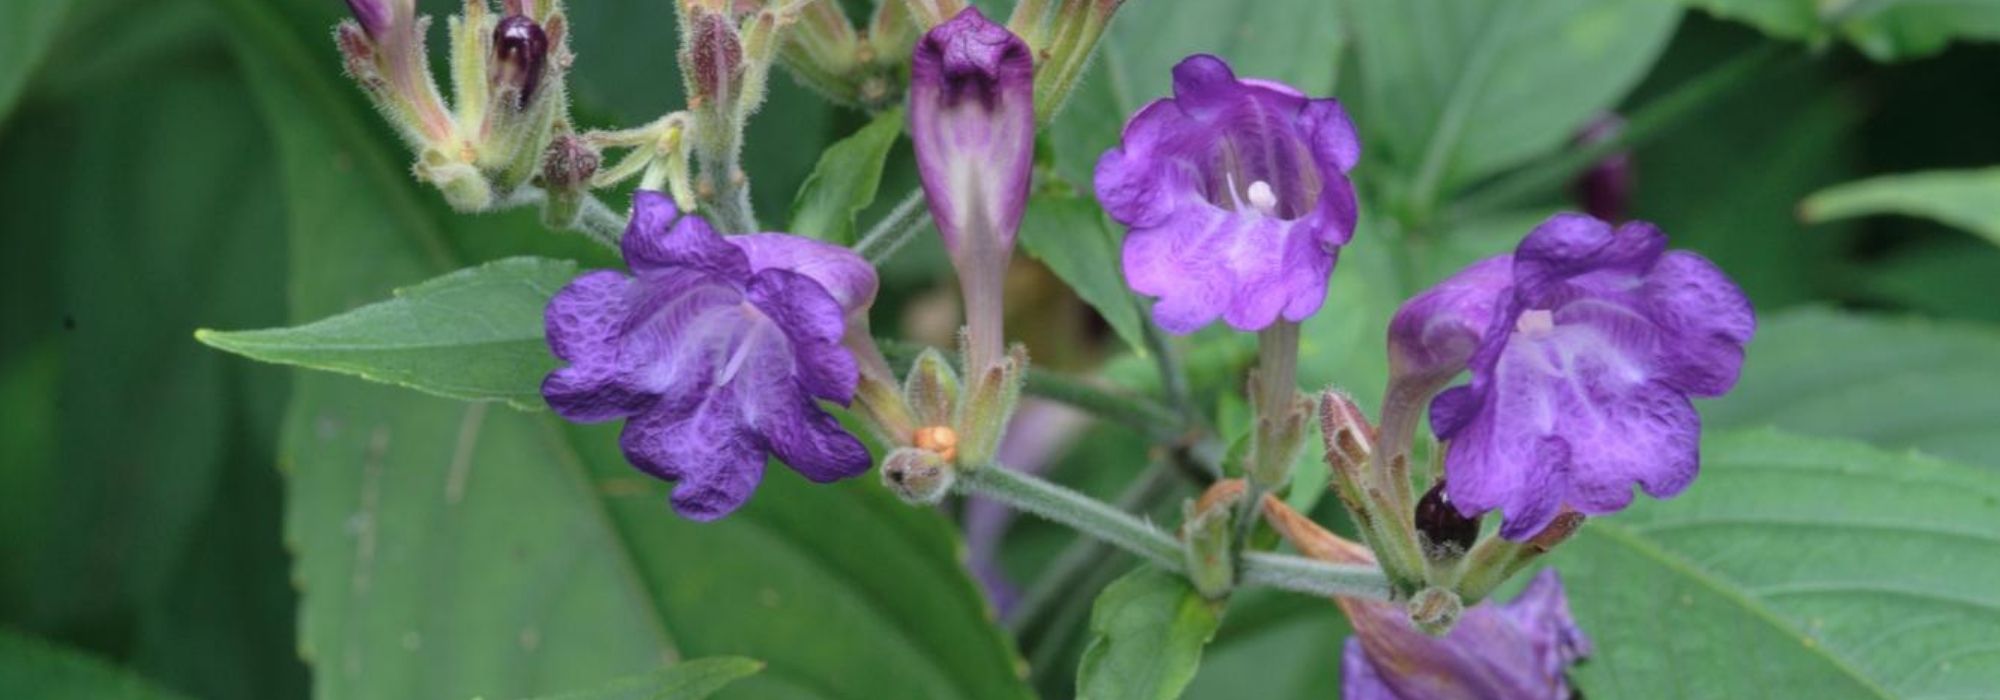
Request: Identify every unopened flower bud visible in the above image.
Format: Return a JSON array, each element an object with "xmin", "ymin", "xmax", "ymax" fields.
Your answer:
[
  {"xmin": 492, "ymin": 14, "xmax": 550, "ymax": 109},
  {"xmin": 1180, "ymin": 481, "xmax": 1244, "ymax": 600},
  {"xmin": 1415, "ymin": 480, "xmax": 1480, "ymax": 560},
  {"xmin": 882, "ymin": 447, "xmax": 955, "ymax": 504},
  {"xmin": 903, "ymin": 347, "xmax": 962, "ymax": 428},
  {"xmin": 539, "ymin": 133, "xmax": 599, "ymax": 227},
  {"xmin": 1406, "ymin": 587, "xmax": 1464, "ymax": 637},
  {"xmin": 344, "ymin": 0, "xmax": 394, "ymax": 39},
  {"xmin": 684, "ymin": 11, "xmax": 745, "ymax": 106},
  {"xmin": 952, "ymin": 344, "xmax": 1027, "ymax": 469},
  {"xmin": 1571, "ymin": 112, "xmax": 1633, "ymax": 222}
]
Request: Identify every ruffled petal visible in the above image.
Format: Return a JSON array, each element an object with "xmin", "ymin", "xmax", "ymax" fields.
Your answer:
[
  {"xmin": 732, "ymin": 233, "xmax": 879, "ymax": 316},
  {"xmin": 618, "ymin": 387, "xmax": 767, "ymax": 521},
  {"xmin": 1390, "ymin": 255, "xmax": 1512, "ymax": 381},
  {"xmin": 622, "ymin": 197, "xmax": 750, "ymax": 279},
  {"xmin": 544, "ymin": 270, "xmax": 633, "ymax": 365},
  {"xmin": 756, "ymin": 393, "xmax": 871, "ymax": 483},
  {"xmin": 541, "ymin": 364, "xmax": 655, "ymax": 422},
  {"xmin": 1512, "ymin": 214, "xmax": 1663, "ymax": 301},
  {"xmin": 745, "ymin": 268, "xmax": 857, "ymax": 402},
  {"xmin": 1642, "ymin": 251, "xmax": 1756, "ymax": 395}
]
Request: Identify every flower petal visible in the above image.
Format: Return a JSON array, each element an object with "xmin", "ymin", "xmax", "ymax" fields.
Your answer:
[
  {"xmin": 544, "ymin": 270, "xmax": 633, "ymax": 365},
  {"xmin": 1339, "ymin": 638, "xmax": 1400, "ymax": 700},
  {"xmin": 618, "ymin": 388, "xmax": 767, "ymax": 522},
  {"xmin": 909, "ymin": 7, "xmax": 1035, "ymax": 256},
  {"xmin": 1642, "ymin": 251, "xmax": 1756, "ymax": 396},
  {"xmin": 621, "ymin": 196, "xmax": 749, "ymax": 279},
  {"xmin": 732, "ymin": 233, "xmax": 879, "ymax": 316},
  {"xmin": 746, "ymin": 268, "xmax": 857, "ymax": 402}
]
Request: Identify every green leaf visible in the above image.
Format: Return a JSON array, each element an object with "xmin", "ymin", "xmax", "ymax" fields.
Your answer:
[
  {"xmin": 214, "ymin": 0, "xmax": 1034, "ymax": 698},
  {"xmin": 0, "ymin": 630, "xmax": 193, "ymax": 700},
  {"xmin": 0, "ymin": 0, "xmax": 68, "ymax": 123},
  {"xmin": 197, "ymin": 257, "xmax": 576, "ymax": 411},
  {"xmin": 1555, "ymin": 429, "xmax": 2000, "ymax": 698},
  {"xmin": 1802, "ymin": 167, "xmax": 2000, "ymax": 248},
  {"xmin": 1018, "ymin": 194, "xmax": 1148, "ymax": 354},
  {"xmin": 1666, "ymin": 0, "xmax": 2000, "ymax": 61},
  {"xmin": 1183, "ymin": 590, "xmax": 1348, "ymax": 699},
  {"xmin": 1347, "ymin": 0, "xmax": 1679, "ymax": 204},
  {"xmin": 1704, "ymin": 308, "xmax": 2000, "ymax": 469},
  {"xmin": 1627, "ymin": 51, "xmax": 1860, "ymax": 308},
  {"xmin": 1048, "ymin": 0, "xmax": 1343, "ymax": 187},
  {"xmin": 1076, "ymin": 568, "xmax": 1224, "ymax": 700},
  {"xmin": 789, "ymin": 108, "xmax": 903, "ymax": 245},
  {"xmin": 523, "ymin": 658, "xmax": 763, "ymax": 700}
]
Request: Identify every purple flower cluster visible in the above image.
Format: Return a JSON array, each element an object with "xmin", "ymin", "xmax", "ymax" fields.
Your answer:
[
  {"xmin": 1342, "ymin": 570, "xmax": 1592, "ymax": 700},
  {"xmin": 1096, "ymin": 55, "xmax": 1361, "ymax": 334},
  {"xmin": 1393, "ymin": 213, "xmax": 1756, "ymax": 539},
  {"xmin": 542, "ymin": 191, "xmax": 876, "ymax": 520}
]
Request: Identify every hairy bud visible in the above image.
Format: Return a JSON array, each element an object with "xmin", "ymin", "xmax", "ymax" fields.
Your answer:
[
  {"xmin": 685, "ymin": 11, "xmax": 745, "ymax": 105},
  {"xmin": 904, "ymin": 347, "xmax": 962, "ymax": 428},
  {"xmin": 344, "ymin": 0, "xmax": 393, "ymax": 39},
  {"xmin": 1181, "ymin": 482, "xmax": 1244, "ymax": 600},
  {"xmin": 882, "ymin": 447, "xmax": 955, "ymax": 504}
]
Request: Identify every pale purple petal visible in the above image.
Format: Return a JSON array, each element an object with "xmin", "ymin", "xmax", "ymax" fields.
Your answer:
[
  {"xmin": 733, "ymin": 233, "xmax": 879, "ymax": 315},
  {"xmin": 1338, "ymin": 570, "xmax": 1591, "ymax": 699},
  {"xmin": 746, "ymin": 268, "xmax": 857, "ymax": 402},
  {"xmin": 1096, "ymin": 54, "xmax": 1361, "ymax": 334},
  {"xmin": 1420, "ymin": 212, "xmax": 1753, "ymax": 538}
]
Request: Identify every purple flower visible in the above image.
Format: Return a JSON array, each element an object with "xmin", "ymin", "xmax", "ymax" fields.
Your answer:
[
  {"xmin": 909, "ymin": 7, "xmax": 1035, "ymax": 263},
  {"xmin": 542, "ymin": 191, "xmax": 877, "ymax": 521},
  {"xmin": 1341, "ymin": 570, "xmax": 1591, "ymax": 700},
  {"xmin": 1412, "ymin": 213, "xmax": 1754, "ymax": 539},
  {"xmin": 1095, "ymin": 54, "xmax": 1361, "ymax": 334}
]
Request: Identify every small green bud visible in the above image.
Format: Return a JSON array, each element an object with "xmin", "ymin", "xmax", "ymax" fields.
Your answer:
[
  {"xmin": 1408, "ymin": 587, "xmax": 1464, "ymax": 637},
  {"xmin": 881, "ymin": 447, "xmax": 954, "ymax": 504},
  {"xmin": 952, "ymin": 344, "xmax": 1027, "ymax": 468},
  {"xmin": 903, "ymin": 347, "xmax": 961, "ymax": 428},
  {"xmin": 1180, "ymin": 481, "xmax": 1244, "ymax": 599}
]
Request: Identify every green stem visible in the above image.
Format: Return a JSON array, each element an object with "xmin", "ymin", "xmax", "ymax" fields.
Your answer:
[
  {"xmin": 956, "ymin": 463, "xmax": 1395, "ymax": 601},
  {"xmin": 1239, "ymin": 552, "xmax": 1397, "ymax": 600},
  {"xmin": 856, "ymin": 188, "xmax": 930, "ymax": 265},
  {"xmin": 494, "ymin": 185, "xmax": 623, "ymax": 249},
  {"xmin": 1448, "ymin": 42, "xmax": 1789, "ymax": 221},
  {"xmin": 956, "ymin": 463, "xmax": 1184, "ymax": 569},
  {"xmin": 1006, "ymin": 462, "xmax": 1181, "ymax": 633}
]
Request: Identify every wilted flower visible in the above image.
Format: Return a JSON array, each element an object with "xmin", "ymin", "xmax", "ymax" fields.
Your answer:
[
  {"xmin": 542, "ymin": 191, "xmax": 877, "ymax": 520},
  {"xmin": 908, "ymin": 7, "xmax": 1035, "ymax": 371},
  {"xmin": 1412, "ymin": 213, "xmax": 1754, "ymax": 539},
  {"xmin": 1096, "ymin": 54, "xmax": 1360, "ymax": 334},
  {"xmin": 1342, "ymin": 570, "xmax": 1592, "ymax": 700}
]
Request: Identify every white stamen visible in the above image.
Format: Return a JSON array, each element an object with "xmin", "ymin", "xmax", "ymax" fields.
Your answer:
[
  {"xmin": 1246, "ymin": 180, "xmax": 1278, "ymax": 216},
  {"xmin": 1516, "ymin": 309, "xmax": 1556, "ymax": 338}
]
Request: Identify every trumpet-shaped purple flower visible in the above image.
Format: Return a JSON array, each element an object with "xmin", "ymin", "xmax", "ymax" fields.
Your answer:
[
  {"xmin": 1402, "ymin": 213, "xmax": 1754, "ymax": 539},
  {"xmin": 542, "ymin": 191, "xmax": 877, "ymax": 521},
  {"xmin": 1341, "ymin": 570, "xmax": 1591, "ymax": 700},
  {"xmin": 1096, "ymin": 55, "xmax": 1361, "ymax": 334}
]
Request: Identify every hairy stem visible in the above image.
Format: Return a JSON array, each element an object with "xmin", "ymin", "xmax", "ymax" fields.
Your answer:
[
  {"xmin": 957, "ymin": 462, "xmax": 1395, "ymax": 601},
  {"xmin": 856, "ymin": 188, "xmax": 930, "ymax": 265}
]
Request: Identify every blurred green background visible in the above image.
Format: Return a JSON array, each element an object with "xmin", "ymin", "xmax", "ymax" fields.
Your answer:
[{"xmin": 3, "ymin": 0, "xmax": 2000, "ymax": 698}]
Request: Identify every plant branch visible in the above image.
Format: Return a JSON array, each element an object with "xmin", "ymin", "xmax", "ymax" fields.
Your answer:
[
  {"xmin": 856, "ymin": 188, "xmax": 930, "ymax": 265},
  {"xmin": 494, "ymin": 185, "xmax": 624, "ymax": 249},
  {"xmin": 957, "ymin": 463, "xmax": 1395, "ymax": 601}
]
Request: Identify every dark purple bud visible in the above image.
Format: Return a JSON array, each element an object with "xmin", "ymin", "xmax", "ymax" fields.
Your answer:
[
  {"xmin": 686, "ymin": 12, "xmax": 744, "ymax": 104},
  {"xmin": 1571, "ymin": 112, "xmax": 1633, "ymax": 222},
  {"xmin": 344, "ymin": 0, "xmax": 392, "ymax": 38},
  {"xmin": 492, "ymin": 14, "xmax": 550, "ymax": 108},
  {"xmin": 1415, "ymin": 481, "xmax": 1479, "ymax": 555}
]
